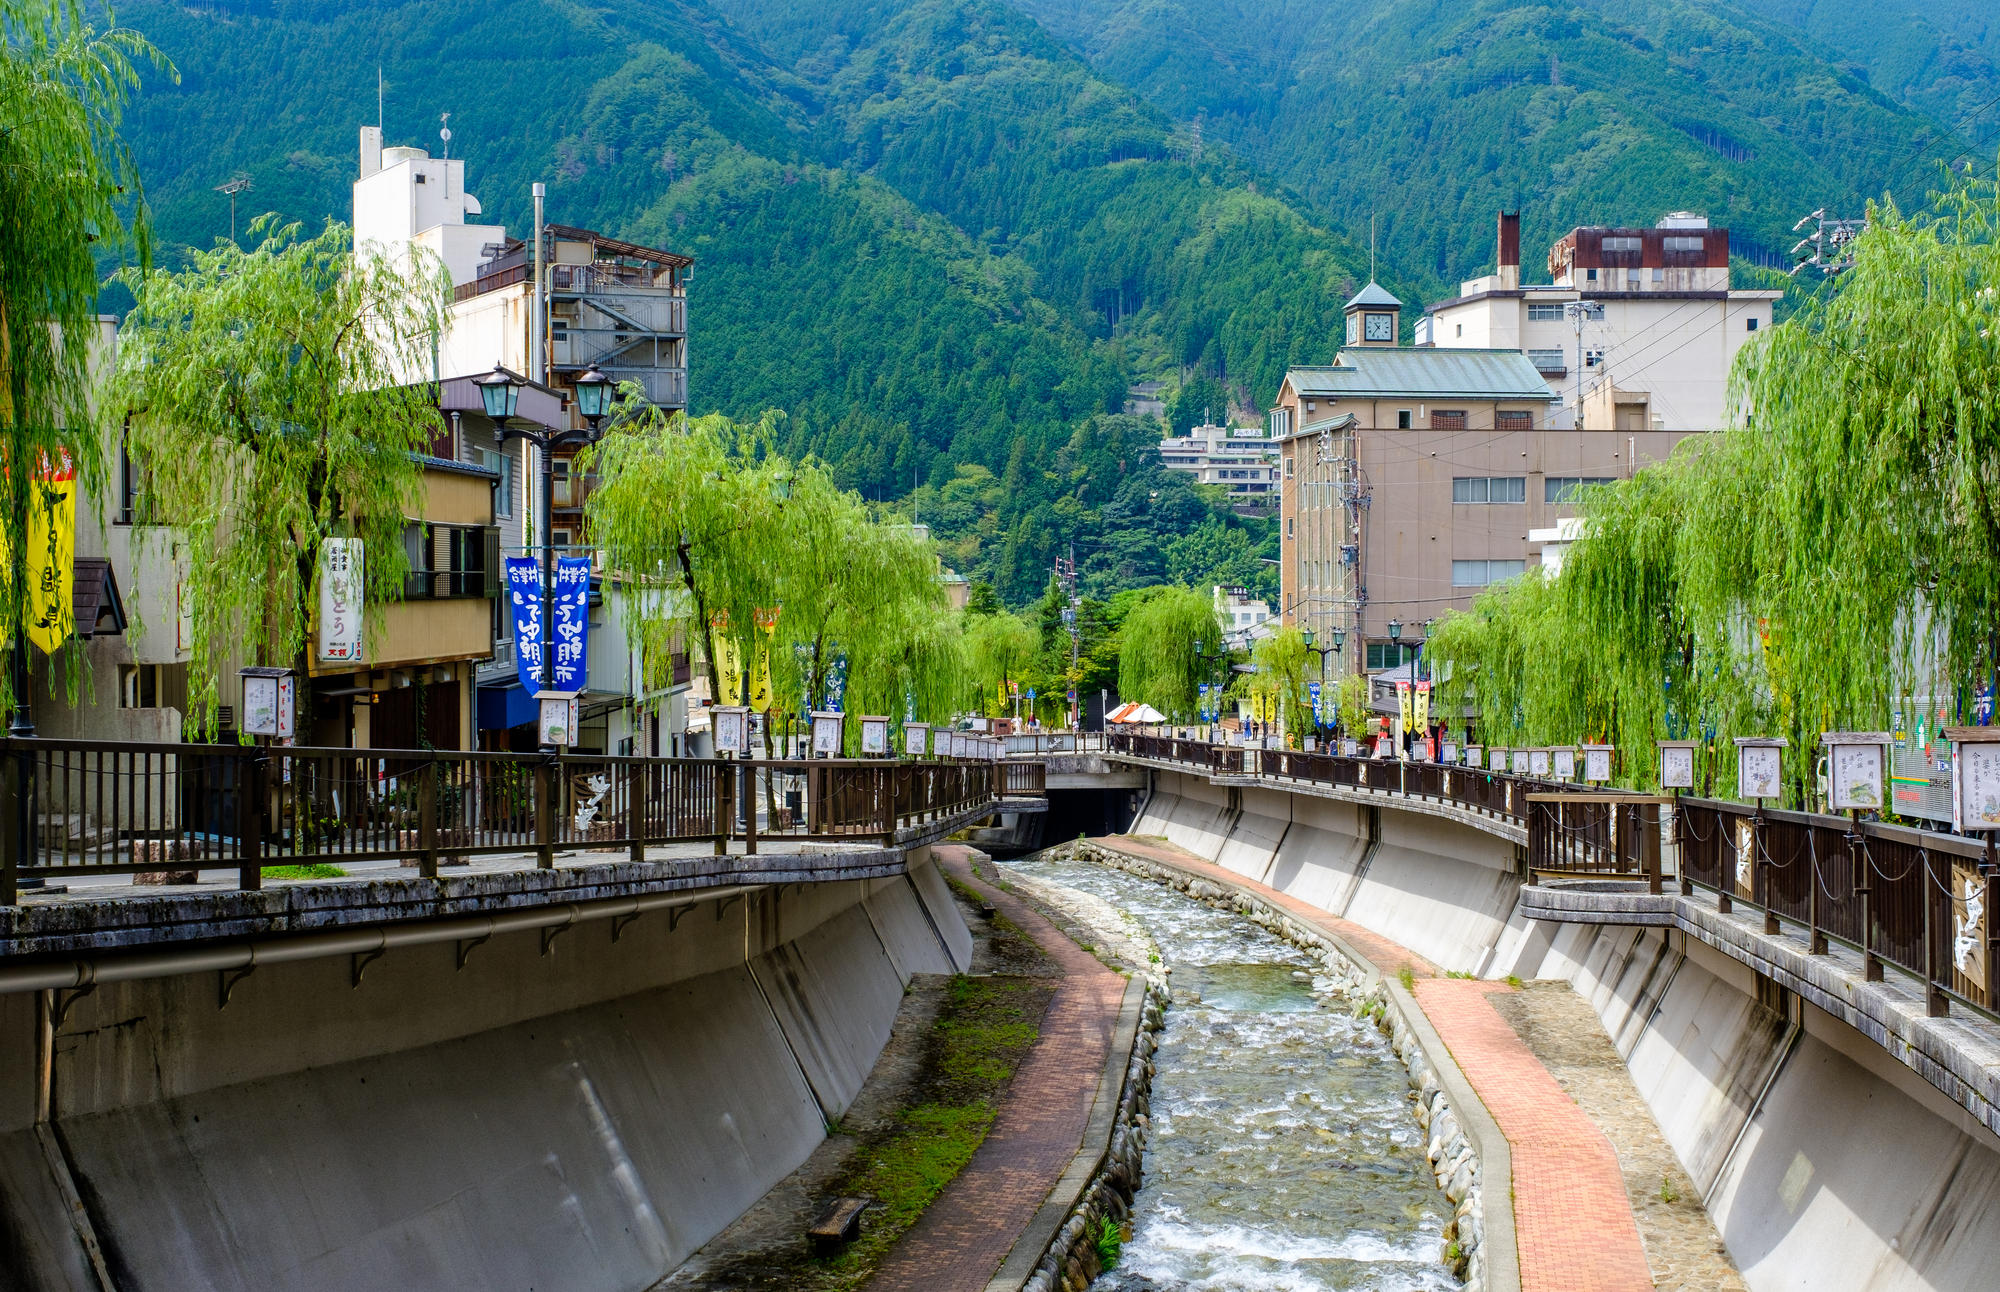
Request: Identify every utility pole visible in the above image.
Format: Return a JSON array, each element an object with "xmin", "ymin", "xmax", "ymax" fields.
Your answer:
[
  {"xmin": 1790, "ymin": 209, "xmax": 1864, "ymax": 276},
  {"xmin": 215, "ymin": 173, "xmax": 252, "ymax": 243},
  {"xmin": 1565, "ymin": 300, "xmax": 1604, "ymax": 428},
  {"xmin": 1056, "ymin": 548, "xmax": 1081, "ymax": 729}
]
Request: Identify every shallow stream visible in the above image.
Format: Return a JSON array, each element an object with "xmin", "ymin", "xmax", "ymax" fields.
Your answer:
[{"xmin": 1005, "ymin": 855, "xmax": 1456, "ymax": 1291}]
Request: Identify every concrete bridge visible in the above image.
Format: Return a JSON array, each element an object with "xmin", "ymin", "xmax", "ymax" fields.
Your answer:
[{"xmin": 2, "ymin": 734, "xmax": 1996, "ymax": 1290}]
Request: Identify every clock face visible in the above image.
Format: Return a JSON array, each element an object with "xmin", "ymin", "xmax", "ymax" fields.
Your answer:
[{"xmin": 1365, "ymin": 312, "xmax": 1395, "ymax": 341}]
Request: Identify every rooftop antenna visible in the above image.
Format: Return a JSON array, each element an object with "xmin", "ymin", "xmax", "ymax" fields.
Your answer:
[
  {"xmin": 377, "ymin": 67, "xmax": 383, "ymax": 132},
  {"xmin": 214, "ymin": 172, "xmax": 252, "ymax": 243},
  {"xmin": 439, "ymin": 112, "xmax": 452, "ymax": 161},
  {"xmin": 1370, "ymin": 214, "xmax": 1377, "ymax": 282}
]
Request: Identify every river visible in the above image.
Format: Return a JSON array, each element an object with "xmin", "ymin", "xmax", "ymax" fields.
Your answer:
[{"xmin": 1004, "ymin": 854, "xmax": 1458, "ymax": 1291}]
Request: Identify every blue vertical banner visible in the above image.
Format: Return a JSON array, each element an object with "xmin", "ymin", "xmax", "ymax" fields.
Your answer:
[
  {"xmin": 507, "ymin": 557, "xmax": 592, "ymax": 694},
  {"xmin": 506, "ymin": 557, "xmax": 543, "ymax": 693},
  {"xmin": 551, "ymin": 557, "xmax": 591, "ymax": 691},
  {"xmin": 825, "ymin": 651, "xmax": 849, "ymax": 712},
  {"xmin": 1309, "ymin": 680, "xmax": 1323, "ymax": 725}
]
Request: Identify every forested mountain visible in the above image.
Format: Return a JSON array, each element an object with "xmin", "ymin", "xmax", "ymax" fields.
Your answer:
[
  {"xmin": 1736, "ymin": 0, "xmax": 2000, "ymax": 145},
  {"xmin": 1008, "ymin": 0, "xmax": 1974, "ymax": 297},
  {"xmin": 114, "ymin": 0, "xmax": 1972, "ymax": 604}
]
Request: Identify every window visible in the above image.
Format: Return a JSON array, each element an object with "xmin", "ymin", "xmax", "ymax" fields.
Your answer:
[
  {"xmin": 1586, "ymin": 268, "xmax": 1598, "ymax": 282},
  {"xmin": 1663, "ymin": 235, "xmax": 1704, "ymax": 253},
  {"xmin": 1602, "ymin": 236, "xmax": 1642, "ymax": 253},
  {"xmin": 1545, "ymin": 476, "xmax": 1615, "ymax": 503},
  {"xmin": 1452, "ymin": 476, "xmax": 1526, "ymax": 504},
  {"xmin": 1431, "ymin": 410, "xmax": 1467, "ymax": 430},
  {"xmin": 1527, "ymin": 349, "xmax": 1566, "ymax": 373},
  {"xmin": 1286, "ymin": 518, "xmax": 1294, "ymax": 538},
  {"xmin": 1652, "ymin": 268, "xmax": 1664, "ymax": 282},
  {"xmin": 1455, "ymin": 323, "xmax": 1464, "ymax": 337},
  {"xmin": 1286, "ymin": 455, "xmax": 1295, "ymax": 477},
  {"xmin": 551, "ymin": 457, "xmax": 574, "ymax": 508},
  {"xmin": 1585, "ymin": 348, "xmax": 1604, "ymax": 368},
  {"xmin": 1367, "ymin": 642, "xmax": 1418, "ymax": 670},
  {"xmin": 404, "ymin": 522, "xmax": 499, "ymax": 598},
  {"xmin": 1397, "ymin": 410, "xmax": 1412, "ymax": 429},
  {"xmin": 495, "ymin": 445, "xmax": 515, "ymax": 518},
  {"xmin": 1452, "ymin": 558, "xmax": 1528, "ymax": 587},
  {"xmin": 1527, "ymin": 303, "xmax": 1565, "ymax": 322},
  {"xmin": 1496, "ymin": 410, "xmax": 1532, "ymax": 431},
  {"xmin": 1746, "ymin": 317, "xmax": 1759, "ymax": 332}
]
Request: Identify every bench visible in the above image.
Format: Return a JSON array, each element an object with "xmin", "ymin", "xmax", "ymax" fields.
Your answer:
[{"xmin": 807, "ymin": 1196, "xmax": 868, "ymax": 1255}]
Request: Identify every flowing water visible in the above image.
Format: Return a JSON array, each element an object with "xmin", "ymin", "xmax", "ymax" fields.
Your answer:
[{"xmin": 1005, "ymin": 855, "xmax": 1457, "ymax": 1292}]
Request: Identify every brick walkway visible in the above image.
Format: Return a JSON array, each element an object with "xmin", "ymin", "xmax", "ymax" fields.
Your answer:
[
  {"xmin": 1095, "ymin": 835, "xmax": 1654, "ymax": 1292},
  {"xmin": 865, "ymin": 845, "xmax": 1126, "ymax": 1292}
]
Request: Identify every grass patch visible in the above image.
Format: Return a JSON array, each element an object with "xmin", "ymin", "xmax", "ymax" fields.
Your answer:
[
  {"xmin": 1659, "ymin": 1174, "xmax": 1680, "ymax": 1204},
  {"xmin": 261, "ymin": 863, "xmax": 346, "ymax": 879},
  {"xmin": 1505, "ymin": 974, "xmax": 1524, "ymax": 989},
  {"xmin": 801, "ymin": 974, "xmax": 1052, "ymax": 1288},
  {"xmin": 1445, "ymin": 970, "xmax": 1476, "ymax": 980},
  {"xmin": 1397, "ymin": 964, "xmax": 1416, "ymax": 991}
]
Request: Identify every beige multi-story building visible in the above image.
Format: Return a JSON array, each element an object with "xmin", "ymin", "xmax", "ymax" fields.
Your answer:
[
  {"xmin": 1157, "ymin": 421, "xmax": 1279, "ymax": 511},
  {"xmin": 1418, "ymin": 212, "xmax": 1780, "ymax": 433},
  {"xmin": 1275, "ymin": 285, "xmax": 1697, "ymax": 676}
]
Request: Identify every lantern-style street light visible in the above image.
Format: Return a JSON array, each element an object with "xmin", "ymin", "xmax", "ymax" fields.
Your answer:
[{"xmin": 479, "ymin": 364, "xmax": 614, "ymax": 750}]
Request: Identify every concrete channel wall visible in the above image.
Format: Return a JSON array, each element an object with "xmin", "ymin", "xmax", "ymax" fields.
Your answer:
[
  {"xmin": 0, "ymin": 853, "xmax": 970, "ymax": 1292},
  {"xmin": 1131, "ymin": 769, "xmax": 2000, "ymax": 1292}
]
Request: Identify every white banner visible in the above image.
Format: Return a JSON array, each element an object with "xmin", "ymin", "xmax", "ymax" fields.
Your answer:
[{"xmin": 316, "ymin": 538, "xmax": 365, "ymax": 664}]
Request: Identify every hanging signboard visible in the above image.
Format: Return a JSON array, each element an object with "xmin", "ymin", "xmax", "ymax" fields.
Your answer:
[
  {"xmin": 1464, "ymin": 744, "xmax": 1482, "ymax": 768},
  {"xmin": 536, "ymin": 690, "xmax": 580, "ymax": 747},
  {"xmin": 550, "ymin": 557, "xmax": 591, "ymax": 692},
  {"xmin": 318, "ymin": 538, "xmax": 366, "ymax": 664},
  {"xmin": 1489, "ymin": 747, "xmax": 1509, "ymax": 772},
  {"xmin": 1583, "ymin": 744, "xmax": 1615, "ymax": 784},
  {"xmin": 1952, "ymin": 863, "xmax": 1988, "ymax": 996},
  {"xmin": 1822, "ymin": 732, "xmax": 1890, "ymax": 811},
  {"xmin": 860, "ymin": 716, "xmax": 891, "ymax": 756},
  {"xmin": 811, "ymin": 710, "xmax": 845, "ymax": 756},
  {"xmin": 1657, "ymin": 740, "xmax": 1698, "ymax": 790},
  {"xmin": 713, "ymin": 706, "xmax": 750, "ymax": 756},
  {"xmin": 1528, "ymin": 749, "xmax": 1551, "ymax": 778},
  {"xmin": 1734, "ymin": 737, "xmax": 1787, "ymax": 802},
  {"xmin": 1946, "ymin": 728, "xmax": 2000, "ymax": 833},
  {"xmin": 506, "ymin": 556, "xmax": 542, "ymax": 691},
  {"xmin": 24, "ymin": 449, "xmax": 77, "ymax": 654},
  {"xmin": 905, "ymin": 722, "xmax": 932, "ymax": 759},
  {"xmin": 1552, "ymin": 747, "xmax": 1576, "ymax": 781}
]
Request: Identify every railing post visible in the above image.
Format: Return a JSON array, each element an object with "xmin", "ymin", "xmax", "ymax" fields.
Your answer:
[
  {"xmin": 417, "ymin": 766, "xmax": 439, "ymax": 880},
  {"xmin": 745, "ymin": 762, "xmax": 759, "ymax": 855},
  {"xmin": 237, "ymin": 751, "xmax": 265, "ymax": 891},
  {"xmin": 1643, "ymin": 802, "xmax": 1662, "ymax": 896},
  {"xmin": 1526, "ymin": 800, "xmax": 1542, "ymax": 884},
  {"xmin": 1806, "ymin": 822, "xmax": 1825, "ymax": 953},
  {"xmin": 535, "ymin": 757, "xmax": 556, "ymax": 869},
  {"xmin": 1984, "ymin": 835, "xmax": 1998, "ymax": 1011},
  {"xmin": 880, "ymin": 764, "xmax": 897, "ymax": 846},
  {"xmin": 1851, "ymin": 812, "xmax": 1881, "ymax": 981},
  {"xmin": 628, "ymin": 764, "xmax": 645, "ymax": 863},
  {"xmin": 713, "ymin": 762, "xmax": 730, "ymax": 855},
  {"xmin": 1, "ymin": 742, "xmax": 25, "ymax": 906},
  {"xmin": 1753, "ymin": 811, "xmax": 1776, "ymax": 934},
  {"xmin": 1674, "ymin": 790, "xmax": 1692, "ymax": 896},
  {"xmin": 1923, "ymin": 846, "xmax": 1948, "ymax": 1018}
]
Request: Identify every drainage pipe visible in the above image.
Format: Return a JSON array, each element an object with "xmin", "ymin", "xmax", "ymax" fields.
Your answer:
[{"xmin": 0, "ymin": 883, "xmax": 761, "ymax": 995}]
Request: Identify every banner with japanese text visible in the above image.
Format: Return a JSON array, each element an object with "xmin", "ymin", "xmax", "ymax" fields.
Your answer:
[
  {"xmin": 1396, "ymin": 680, "xmax": 1412, "ymax": 734},
  {"xmin": 1414, "ymin": 680, "xmax": 1431, "ymax": 733},
  {"xmin": 506, "ymin": 557, "xmax": 544, "ymax": 692},
  {"xmin": 550, "ymin": 557, "xmax": 590, "ymax": 691},
  {"xmin": 318, "ymin": 538, "xmax": 366, "ymax": 664},
  {"xmin": 25, "ymin": 450, "xmax": 76, "ymax": 653}
]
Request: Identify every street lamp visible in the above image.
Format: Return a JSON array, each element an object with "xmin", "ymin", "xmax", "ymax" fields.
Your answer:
[
  {"xmin": 480, "ymin": 364, "xmax": 606, "ymax": 750},
  {"xmin": 1387, "ymin": 619, "xmax": 1402, "ymax": 643},
  {"xmin": 572, "ymin": 364, "xmax": 612, "ymax": 431}
]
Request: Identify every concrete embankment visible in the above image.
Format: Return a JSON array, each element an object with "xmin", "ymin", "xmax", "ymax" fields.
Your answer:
[
  {"xmin": 1128, "ymin": 767, "xmax": 2000, "ymax": 1292},
  {"xmin": 0, "ymin": 853, "xmax": 970, "ymax": 1291}
]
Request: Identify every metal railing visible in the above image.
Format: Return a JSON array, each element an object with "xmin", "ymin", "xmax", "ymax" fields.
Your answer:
[
  {"xmin": 1104, "ymin": 732, "xmax": 1998, "ymax": 1019},
  {"xmin": 0, "ymin": 739, "xmax": 1009, "ymax": 901}
]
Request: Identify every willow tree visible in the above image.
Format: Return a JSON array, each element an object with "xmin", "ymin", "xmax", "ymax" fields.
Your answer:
[
  {"xmin": 582, "ymin": 405, "xmax": 959, "ymax": 751},
  {"xmin": 1426, "ymin": 175, "xmax": 2000, "ymax": 802},
  {"xmin": 112, "ymin": 218, "xmax": 449, "ymax": 732},
  {"xmin": 964, "ymin": 610, "xmax": 1038, "ymax": 716},
  {"xmin": 0, "ymin": 1, "xmax": 167, "ymax": 714},
  {"xmin": 1115, "ymin": 585, "xmax": 1221, "ymax": 721},
  {"xmin": 1246, "ymin": 627, "xmax": 1314, "ymax": 742}
]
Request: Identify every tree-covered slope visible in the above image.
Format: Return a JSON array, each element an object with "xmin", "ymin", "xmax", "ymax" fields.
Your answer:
[{"xmin": 1009, "ymin": 0, "xmax": 1967, "ymax": 298}]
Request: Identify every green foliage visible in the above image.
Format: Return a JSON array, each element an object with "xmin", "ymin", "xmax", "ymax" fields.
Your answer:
[
  {"xmin": 1335, "ymin": 673, "xmax": 1374, "ymax": 742},
  {"xmin": 963, "ymin": 610, "xmax": 1038, "ymax": 716},
  {"xmin": 1094, "ymin": 1215, "xmax": 1123, "ymax": 1271},
  {"xmin": 581, "ymin": 399, "xmax": 964, "ymax": 746},
  {"xmin": 1166, "ymin": 373, "xmax": 1229, "ymax": 435},
  {"xmin": 1428, "ymin": 177, "xmax": 2000, "ymax": 805},
  {"xmin": 1116, "ymin": 584, "xmax": 1220, "ymax": 721},
  {"xmin": 112, "ymin": 217, "xmax": 448, "ymax": 735},
  {"xmin": 1, "ymin": 0, "xmax": 169, "ymax": 710},
  {"xmin": 1246, "ymin": 626, "xmax": 1317, "ymax": 741},
  {"xmin": 261, "ymin": 863, "xmax": 346, "ymax": 880}
]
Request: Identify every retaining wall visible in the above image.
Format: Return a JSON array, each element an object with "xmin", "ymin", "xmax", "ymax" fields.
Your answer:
[
  {"xmin": 0, "ymin": 855, "xmax": 969, "ymax": 1292},
  {"xmin": 1130, "ymin": 771, "xmax": 2000, "ymax": 1292}
]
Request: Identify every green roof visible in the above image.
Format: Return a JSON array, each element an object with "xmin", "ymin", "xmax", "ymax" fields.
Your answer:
[{"xmin": 1284, "ymin": 348, "xmax": 1554, "ymax": 401}]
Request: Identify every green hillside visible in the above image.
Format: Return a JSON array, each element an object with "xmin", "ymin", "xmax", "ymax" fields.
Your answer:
[{"xmin": 1009, "ymin": 0, "xmax": 1967, "ymax": 297}]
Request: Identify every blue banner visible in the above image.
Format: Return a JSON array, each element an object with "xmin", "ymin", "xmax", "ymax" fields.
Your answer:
[
  {"xmin": 506, "ymin": 557, "xmax": 543, "ymax": 694},
  {"xmin": 506, "ymin": 556, "xmax": 591, "ymax": 694},
  {"xmin": 825, "ymin": 651, "xmax": 848, "ymax": 712},
  {"xmin": 552, "ymin": 557, "xmax": 591, "ymax": 691},
  {"xmin": 1309, "ymin": 680, "xmax": 1323, "ymax": 724}
]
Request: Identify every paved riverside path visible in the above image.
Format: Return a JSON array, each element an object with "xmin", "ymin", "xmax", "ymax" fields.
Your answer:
[
  {"xmin": 1093, "ymin": 834, "xmax": 1656, "ymax": 1292},
  {"xmin": 865, "ymin": 845, "xmax": 1127, "ymax": 1292}
]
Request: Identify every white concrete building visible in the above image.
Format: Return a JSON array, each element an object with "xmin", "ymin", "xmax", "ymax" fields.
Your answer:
[
  {"xmin": 1214, "ymin": 584, "xmax": 1273, "ymax": 648},
  {"xmin": 1419, "ymin": 212, "xmax": 1782, "ymax": 434},
  {"xmin": 1159, "ymin": 421, "xmax": 1279, "ymax": 510}
]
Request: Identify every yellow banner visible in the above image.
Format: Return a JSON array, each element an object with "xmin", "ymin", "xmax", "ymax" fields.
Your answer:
[
  {"xmin": 1413, "ymin": 680, "xmax": 1430, "ymax": 734},
  {"xmin": 0, "ymin": 452, "xmax": 78, "ymax": 653},
  {"xmin": 749, "ymin": 615, "xmax": 775, "ymax": 711},
  {"xmin": 712, "ymin": 633, "xmax": 742, "ymax": 705},
  {"xmin": 1396, "ymin": 680, "xmax": 1412, "ymax": 734}
]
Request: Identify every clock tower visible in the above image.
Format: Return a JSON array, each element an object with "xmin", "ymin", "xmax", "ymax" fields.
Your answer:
[{"xmin": 1343, "ymin": 281, "xmax": 1402, "ymax": 348}]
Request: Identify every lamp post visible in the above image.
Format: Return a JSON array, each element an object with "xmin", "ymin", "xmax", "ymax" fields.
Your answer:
[
  {"xmin": 1301, "ymin": 626, "xmax": 1342, "ymax": 742},
  {"xmin": 480, "ymin": 364, "xmax": 611, "ymax": 750}
]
